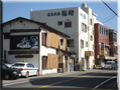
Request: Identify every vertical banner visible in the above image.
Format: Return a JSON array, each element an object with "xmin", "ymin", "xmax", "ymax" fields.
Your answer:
[{"xmin": 101, "ymin": 43, "xmax": 104, "ymax": 56}]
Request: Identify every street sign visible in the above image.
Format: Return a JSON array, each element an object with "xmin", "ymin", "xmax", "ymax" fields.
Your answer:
[{"xmin": 101, "ymin": 43, "xmax": 104, "ymax": 55}]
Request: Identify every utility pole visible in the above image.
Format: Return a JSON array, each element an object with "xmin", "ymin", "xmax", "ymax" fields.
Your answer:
[
  {"xmin": 118, "ymin": 20, "xmax": 120, "ymax": 89},
  {"xmin": 0, "ymin": 1, "xmax": 2, "ymax": 88},
  {"xmin": 118, "ymin": 1, "xmax": 120, "ymax": 89},
  {"xmin": 117, "ymin": 0, "xmax": 120, "ymax": 89}
]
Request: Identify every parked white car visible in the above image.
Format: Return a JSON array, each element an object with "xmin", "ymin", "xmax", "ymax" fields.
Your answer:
[{"xmin": 12, "ymin": 62, "xmax": 39, "ymax": 78}]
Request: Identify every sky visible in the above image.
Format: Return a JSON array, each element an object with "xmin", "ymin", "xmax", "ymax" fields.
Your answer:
[{"xmin": 3, "ymin": 1, "xmax": 118, "ymax": 30}]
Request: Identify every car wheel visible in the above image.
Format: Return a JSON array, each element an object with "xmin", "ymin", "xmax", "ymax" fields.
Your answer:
[
  {"xmin": 25, "ymin": 72, "xmax": 29, "ymax": 78},
  {"xmin": 14, "ymin": 76, "xmax": 18, "ymax": 80},
  {"xmin": 5, "ymin": 74, "xmax": 10, "ymax": 80}
]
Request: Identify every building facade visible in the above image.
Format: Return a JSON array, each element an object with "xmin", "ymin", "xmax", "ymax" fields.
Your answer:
[
  {"xmin": 3, "ymin": 17, "xmax": 73, "ymax": 75},
  {"xmin": 94, "ymin": 23, "xmax": 117, "ymax": 65},
  {"xmin": 30, "ymin": 3, "xmax": 97, "ymax": 70},
  {"xmin": 109, "ymin": 29, "xmax": 117, "ymax": 60}
]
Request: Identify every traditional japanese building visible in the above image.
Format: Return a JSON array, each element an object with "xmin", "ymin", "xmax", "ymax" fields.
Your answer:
[{"xmin": 2, "ymin": 17, "xmax": 75, "ymax": 75}]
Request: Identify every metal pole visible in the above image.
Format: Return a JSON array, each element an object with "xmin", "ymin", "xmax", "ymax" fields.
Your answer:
[{"xmin": 117, "ymin": 1, "xmax": 120, "ymax": 89}]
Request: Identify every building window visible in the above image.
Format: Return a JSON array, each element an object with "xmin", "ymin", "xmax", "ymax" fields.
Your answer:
[
  {"xmin": 59, "ymin": 38, "xmax": 64, "ymax": 49},
  {"xmin": 53, "ymin": 12, "xmax": 57, "ymax": 16},
  {"xmin": 4, "ymin": 33, "xmax": 10, "ymax": 39},
  {"xmin": 90, "ymin": 19, "xmax": 92, "ymax": 25},
  {"xmin": 68, "ymin": 10, "xmax": 74, "ymax": 16},
  {"xmin": 62, "ymin": 10, "xmax": 67, "ymax": 16},
  {"xmin": 42, "ymin": 56, "xmax": 48, "ymax": 69},
  {"xmin": 51, "ymin": 13, "xmax": 53, "ymax": 16},
  {"xmin": 102, "ymin": 27, "xmax": 104, "ymax": 35},
  {"xmin": 60, "ymin": 38, "xmax": 63, "ymax": 46},
  {"xmin": 93, "ymin": 29, "xmax": 94, "ymax": 35},
  {"xmin": 99, "ymin": 26, "xmax": 102, "ymax": 34},
  {"xmin": 67, "ymin": 39, "xmax": 74, "ymax": 47},
  {"xmin": 91, "ymin": 35, "xmax": 93, "ymax": 41},
  {"xmin": 106, "ymin": 30, "xmax": 109, "ymax": 36},
  {"xmin": 42, "ymin": 33, "xmax": 47, "ymax": 46},
  {"xmin": 86, "ymin": 41, "xmax": 88, "ymax": 47},
  {"xmin": 64, "ymin": 22, "xmax": 72, "ymax": 28},
  {"xmin": 58, "ymin": 21, "xmax": 62, "ymax": 26},
  {"xmin": 104, "ymin": 29, "xmax": 106, "ymax": 35},
  {"xmin": 57, "ymin": 12, "xmax": 60, "ymax": 16},
  {"xmin": 113, "ymin": 33, "xmax": 117, "ymax": 42},
  {"xmin": 81, "ymin": 23, "xmax": 87, "ymax": 32},
  {"xmin": 103, "ymin": 28, "xmax": 105, "ymax": 35},
  {"xmin": 93, "ymin": 45, "xmax": 95, "ymax": 50},
  {"xmin": 47, "ymin": 13, "xmax": 51, "ymax": 16},
  {"xmin": 99, "ymin": 26, "xmax": 101, "ymax": 33},
  {"xmin": 81, "ymin": 40, "xmax": 84, "ymax": 48}
]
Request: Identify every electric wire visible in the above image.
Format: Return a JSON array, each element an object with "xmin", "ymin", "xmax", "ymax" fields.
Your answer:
[{"xmin": 101, "ymin": 0, "xmax": 118, "ymax": 16}]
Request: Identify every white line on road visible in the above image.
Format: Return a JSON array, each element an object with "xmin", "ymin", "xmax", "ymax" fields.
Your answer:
[
  {"xmin": 93, "ymin": 76, "xmax": 117, "ymax": 89},
  {"xmin": 3, "ymin": 80, "xmax": 29, "ymax": 86}
]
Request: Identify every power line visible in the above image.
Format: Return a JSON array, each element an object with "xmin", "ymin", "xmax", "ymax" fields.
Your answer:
[
  {"xmin": 102, "ymin": 14, "xmax": 114, "ymax": 21},
  {"xmin": 101, "ymin": 0, "xmax": 118, "ymax": 16},
  {"xmin": 103, "ymin": 14, "xmax": 116, "ymax": 23}
]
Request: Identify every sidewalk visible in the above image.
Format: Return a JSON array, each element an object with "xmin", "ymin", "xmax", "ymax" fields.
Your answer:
[{"xmin": 2, "ymin": 69, "xmax": 104, "ymax": 85}]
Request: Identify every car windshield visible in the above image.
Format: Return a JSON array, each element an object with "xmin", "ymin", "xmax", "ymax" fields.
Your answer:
[
  {"xmin": 2, "ymin": 64, "xmax": 9, "ymax": 69},
  {"xmin": 12, "ymin": 63, "xmax": 25, "ymax": 67}
]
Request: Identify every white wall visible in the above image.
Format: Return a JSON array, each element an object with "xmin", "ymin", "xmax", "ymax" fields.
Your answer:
[
  {"xmin": 78, "ymin": 7, "xmax": 96, "ymax": 69},
  {"xmin": 41, "ymin": 46, "xmax": 56, "ymax": 56},
  {"xmin": 3, "ymin": 19, "xmax": 41, "ymax": 68},
  {"xmin": 31, "ymin": 7, "xmax": 79, "ymax": 55},
  {"xmin": 3, "ymin": 19, "xmax": 60, "ymax": 75},
  {"xmin": 40, "ymin": 30, "xmax": 58, "ymax": 74},
  {"xmin": 31, "ymin": 6, "xmax": 97, "ymax": 69},
  {"xmin": 6, "ymin": 54, "xmax": 39, "ymax": 67}
]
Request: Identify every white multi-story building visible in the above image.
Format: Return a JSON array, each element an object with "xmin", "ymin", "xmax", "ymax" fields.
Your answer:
[{"xmin": 30, "ymin": 3, "xmax": 97, "ymax": 70}]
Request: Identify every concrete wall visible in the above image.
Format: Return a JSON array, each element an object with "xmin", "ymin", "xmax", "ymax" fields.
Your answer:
[
  {"xmin": 30, "ymin": 6, "xmax": 96, "ymax": 69},
  {"xmin": 31, "ymin": 7, "xmax": 79, "ymax": 55},
  {"xmin": 3, "ymin": 19, "xmax": 40, "ymax": 67},
  {"xmin": 3, "ymin": 18, "xmax": 59, "ymax": 75}
]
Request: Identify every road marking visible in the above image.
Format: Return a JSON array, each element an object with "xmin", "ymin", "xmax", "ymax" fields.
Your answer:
[
  {"xmin": 93, "ymin": 76, "xmax": 116, "ymax": 89},
  {"xmin": 3, "ymin": 80, "xmax": 29, "ymax": 86},
  {"xmin": 39, "ymin": 77, "xmax": 77, "ymax": 88},
  {"xmin": 80, "ymin": 75, "xmax": 88, "ymax": 77},
  {"xmin": 39, "ymin": 75, "xmax": 88, "ymax": 88}
]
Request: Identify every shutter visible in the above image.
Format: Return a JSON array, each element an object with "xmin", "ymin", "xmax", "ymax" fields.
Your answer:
[{"xmin": 47, "ymin": 54, "xmax": 59, "ymax": 69}]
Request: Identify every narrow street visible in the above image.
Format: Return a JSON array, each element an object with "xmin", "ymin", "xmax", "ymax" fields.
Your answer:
[{"xmin": 3, "ymin": 69, "xmax": 117, "ymax": 89}]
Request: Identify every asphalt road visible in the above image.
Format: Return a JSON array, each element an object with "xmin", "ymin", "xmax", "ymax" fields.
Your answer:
[{"xmin": 2, "ymin": 69, "xmax": 118, "ymax": 89}]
